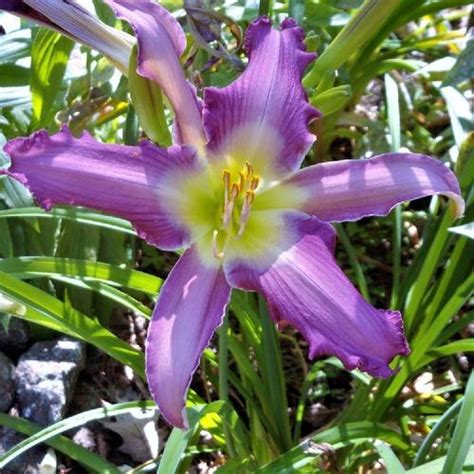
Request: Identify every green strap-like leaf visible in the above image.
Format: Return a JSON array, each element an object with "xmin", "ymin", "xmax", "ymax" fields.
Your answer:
[
  {"xmin": 0, "ymin": 64, "xmax": 30, "ymax": 87},
  {"xmin": 0, "ymin": 413, "xmax": 120, "ymax": 473},
  {"xmin": 30, "ymin": 28, "xmax": 74, "ymax": 128},
  {"xmin": 157, "ymin": 406, "xmax": 206, "ymax": 474},
  {"xmin": 442, "ymin": 371, "xmax": 474, "ymax": 474},
  {"xmin": 414, "ymin": 397, "xmax": 464, "ymax": 467},
  {"xmin": 0, "ymin": 207, "xmax": 136, "ymax": 235},
  {"xmin": 0, "ymin": 271, "xmax": 145, "ymax": 377},
  {"xmin": 0, "ymin": 401, "xmax": 157, "ymax": 469},
  {"xmin": 408, "ymin": 445, "xmax": 474, "ymax": 473},
  {"xmin": 0, "ymin": 256, "xmax": 162, "ymax": 295},
  {"xmin": 375, "ymin": 440, "xmax": 407, "ymax": 473},
  {"xmin": 257, "ymin": 422, "xmax": 412, "ymax": 473}
]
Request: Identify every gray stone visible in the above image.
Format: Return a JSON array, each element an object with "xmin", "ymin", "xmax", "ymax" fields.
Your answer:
[
  {"xmin": 0, "ymin": 426, "xmax": 45, "ymax": 474},
  {"xmin": 15, "ymin": 337, "xmax": 86, "ymax": 426},
  {"xmin": 0, "ymin": 318, "xmax": 30, "ymax": 357},
  {"xmin": 0, "ymin": 352, "xmax": 15, "ymax": 412},
  {"xmin": 72, "ymin": 426, "xmax": 96, "ymax": 451}
]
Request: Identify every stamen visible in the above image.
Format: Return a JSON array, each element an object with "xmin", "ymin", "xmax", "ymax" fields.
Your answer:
[
  {"xmin": 247, "ymin": 190, "xmax": 255, "ymax": 205},
  {"xmin": 223, "ymin": 169, "xmax": 231, "ymax": 207},
  {"xmin": 238, "ymin": 171, "xmax": 245, "ymax": 192},
  {"xmin": 223, "ymin": 201, "xmax": 234, "ymax": 228},
  {"xmin": 212, "ymin": 230, "xmax": 224, "ymax": 259},
  {"xmin": 223, "ymin": 183, "xmax": 239, "ymax": 228},
  {"xmin": 245, "ymin": 161, "xmax": 253, "ymax": 179},
  {"xmin": 222, "ymin": 169, "xmax": 231, "ymax": 193},
  {"xmin": 237, "ymin": 190, "xmax": 254, "ymax": 238},
  {"xmin": 230, "ymin": 183, "xmax": 239, "ymax": 200},
  {"xmin": 250, "ymin": 176, "xmax": 259, "ymax": 191}
]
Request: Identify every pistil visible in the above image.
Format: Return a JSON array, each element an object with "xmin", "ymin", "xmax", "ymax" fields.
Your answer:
[{"xmin": 212, "ymin": 229, "xmax": 224, "ymax": 259}]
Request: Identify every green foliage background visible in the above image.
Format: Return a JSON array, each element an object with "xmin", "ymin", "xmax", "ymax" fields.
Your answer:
[{"xmin": 0, "ymin": 0, "xmax": 472, "ymax": 472}]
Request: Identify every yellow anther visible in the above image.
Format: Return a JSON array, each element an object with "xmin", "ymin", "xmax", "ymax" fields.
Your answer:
[
  {"xmin": 245, "ymin": 161, "xmax": 254, "ymax": 179},
  {"xmin": 230, "ymin": 183, "xmax": 239, "ymax": 200},
  {"xmin": 250, "ymin": 176, "xmax": 259, "ymax": 191},
  {"xmin": 238, "ymin": 171, "xmax": 245, "ymax": 192},
  {"xmin": 222, "ymin": 169, "xmax": 231, "ymax": 196},
  {"xmin": 246, "ymin": 190, "xmax": 255, "ymax": 205}
]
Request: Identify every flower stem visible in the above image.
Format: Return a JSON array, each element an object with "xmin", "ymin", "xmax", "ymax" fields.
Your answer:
[
  {"xmin": 289, "ymin": 0, "xmax": 304, "ymax": 24},
  {"xmin": 384, "ymin": 73, "xmax": 402, "ymax": 308},
  {"xmin": 391, "ymin": 207, "xmax": 402, "ymax": 308},
  {"xmin": 258, "ymin": 295, "xmax": 293, "ymax": 452},
  {"xmin": 335, "ymin": 223, "xmax": 371, "ymax": 302},
  {"xmin": 258, "ymin": 0, "xmax": 271, "ymax": 17},
  {"xmin": 218, "ymin": 308, "xmax": 237, "ymax": 458}
]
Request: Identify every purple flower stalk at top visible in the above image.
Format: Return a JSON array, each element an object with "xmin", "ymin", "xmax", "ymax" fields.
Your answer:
[
  {"xmin": 0, "ymin": 0, "xmax": 134, "ymax": 74},
  {"xmin": 0, "ymin": 0, "xmax": 464, "ymax": 428}
]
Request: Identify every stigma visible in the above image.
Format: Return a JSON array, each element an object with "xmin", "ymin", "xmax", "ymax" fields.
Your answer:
[{"xmin": 212, "ymin": 229, "xmax": 224, "ymax": 259}]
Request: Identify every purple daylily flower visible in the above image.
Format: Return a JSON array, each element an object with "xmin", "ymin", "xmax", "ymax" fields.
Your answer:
[{"xmin": 0, "ymin": 0, "xmax": 464, "ymax": 429}]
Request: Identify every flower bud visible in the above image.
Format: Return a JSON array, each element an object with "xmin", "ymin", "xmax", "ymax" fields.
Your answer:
[
  {"xmin": 0, "ymin": 293, "xmax": 26, "ymax": 317},
  {"xmin": 128, "ymin": 45, "xmax": 172, "ymax": 146}
]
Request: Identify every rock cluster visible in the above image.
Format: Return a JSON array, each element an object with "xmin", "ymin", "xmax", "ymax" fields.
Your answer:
[
  {"xmin": 15, "ymin": 337, "xmax": 86, "ymax": 425},
  {"xmin": 0, "ymin": 321, "xmax": 86, "ymax": 473},
  {"xmin": 0, "ymin": 352, "xmax": 15, "ymax": 413}
]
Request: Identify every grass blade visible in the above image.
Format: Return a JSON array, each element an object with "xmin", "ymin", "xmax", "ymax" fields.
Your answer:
[
  {"xmin": 0, "ymin": 401, "xmax": 156, "ymax": 468},
  {"xmin": 157, "ymin": 406, "xmax": 204, "ymax": 474},
  {"xmin": 0, "ymin": 414, "xmax": 120, "ymax": 473},
  {"xmin": 0, "ymin": 256, "xmax": 162, "ymax": 295},
  {"xmin": 408, "ymin": 445, "xmax": 474, "ymax": 474},
  {"xmin": 442, "ymin": 371, "xmax": 474, "ymax": 474},
  {"xmin": 0, "ymin": 271, "xmax": 145, "ymax": 377},
  {"xmin": 384, "ymin": 73, "xmax": 402, "ymax": 308},
  {"xmin": 335, "ymin": 223, "xmax": 370, "ymax": 301},
  {"xmin": 375, "ymin": 440, "xmax": 407, "ymax": 473},
  {"xmin": 50, "ymin": 275, "xmax": 152, "ymax": 318},
  {"xmin": 30, "ymin": 29, "xmax": 73, "ymax": 128},
  {"xmin": 258, "ymin": 296, "xmax": 292, "ymax": 452},
  {"xmin": 0, "ymin": 207, "xmax": 136, "ymax": 235},
  {"xmin": 257, "ymin": 421, "xmax": 412, "ymax": 473},
  {"xmin": 414, "ymin": 397, "xmax": 463, "ymax": 467},
  {"xmin": 218, "ymin": 310, "xmax": 237, "ymax": 458}
]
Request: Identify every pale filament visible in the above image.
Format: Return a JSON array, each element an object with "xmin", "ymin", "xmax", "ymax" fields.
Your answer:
[
  {"xmin": 237, "ymin": 190, "xmax": 255, "ymax": 238},
  {"xmin": 223, "ymin": 183, "xmax": 238, "ymax": 228},
  {"xmin": 212, "ymin": 229, "xmax": 224, "ymax": 259}
]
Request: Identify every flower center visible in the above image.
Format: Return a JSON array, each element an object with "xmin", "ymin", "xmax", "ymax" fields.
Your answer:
[{"xmin": 212, "ymin": 161, "xmax": 260, "ymax": 259}]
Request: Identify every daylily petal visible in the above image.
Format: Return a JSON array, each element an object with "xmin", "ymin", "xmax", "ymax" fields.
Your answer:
[
  {"xmin": 106, "ymin": 0, "xmax": 206, "ymax": 149},
  {"xmin": 284, "ymin": 153, "xmax": 465, "ymax": 222},
  {"xmin": 203, "ymin": 17, "xmax": 319, "ymax": 182},
  {"xmin": 225, "ymin": 212, "xmax": 410, "ymax": 377},
  {"xmin": 2, "ymin": 126, "xmax": 202, "ymax": 250},
  {"xmin": 1, "ymin": 0, "xmax": 134, "ymax": 75},
  {"xmin": 146, "ymin": 245, "xmax": 231, "ymax": 428}
]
